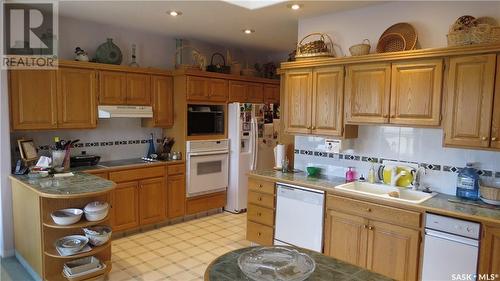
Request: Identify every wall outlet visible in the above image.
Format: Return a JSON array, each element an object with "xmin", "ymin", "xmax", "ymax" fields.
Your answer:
[{"xmin": 325, "ymin": 139, "xmax": 341, "ymax": 153}]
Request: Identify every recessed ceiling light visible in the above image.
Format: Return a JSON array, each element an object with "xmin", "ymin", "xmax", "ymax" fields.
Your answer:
[
  {"xmin": 168, "ymin": 10, "xmax": 182, "ymax": 16},
  {"xmin": 287, "ymin": 3, "xmax": 303, "ymax": 10},
  {"xmin": 243, "ymin": 29, "xmax": 255, "ymax": 34}
]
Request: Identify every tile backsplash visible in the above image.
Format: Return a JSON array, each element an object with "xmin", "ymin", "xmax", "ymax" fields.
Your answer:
[
  {"xmin": 10, "ymin": 118, "xmax": 163, "ymax": 163},
  {"xmin": 294, "ymin": 125, "xmax": 500, "ymax": 195}
]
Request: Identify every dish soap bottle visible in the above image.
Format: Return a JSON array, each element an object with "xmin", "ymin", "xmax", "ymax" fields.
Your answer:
[
  {"xmin": 367, "ymin": 161, "xmax": 376, "ymax": 184},
  {"xmin": 456, "ymin": 162, "xmax": 480, "ymax": 200},
  {"xmin": 345, "ymin": 167, "xmax": 356, "ymax": 183}
]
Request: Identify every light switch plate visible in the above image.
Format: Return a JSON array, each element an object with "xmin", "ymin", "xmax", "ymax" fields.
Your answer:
[{"xmin": 325, "ymin": 139, "xmax": 341, "ymax": 153}]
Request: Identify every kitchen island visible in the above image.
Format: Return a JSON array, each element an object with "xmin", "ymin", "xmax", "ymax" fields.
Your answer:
[
  {"xmin": 9, "ymin": 172, "xmax": 115, "ymax": 281},
  {"xmin": 204, "ymin": 246, "xmax": 393, "ymax": 281}
]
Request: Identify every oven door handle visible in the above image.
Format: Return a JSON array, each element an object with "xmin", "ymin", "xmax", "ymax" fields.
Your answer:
[{"xmin": 188, "ymin": 151, "xmax": 229, "ymax": 157}]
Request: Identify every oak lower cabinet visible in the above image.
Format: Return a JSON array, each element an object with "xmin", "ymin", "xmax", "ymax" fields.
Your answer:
[
  {"xmin": 143, "ymin": 75, "xmax": 174, "ymax": 128},
  {"xmin": 139, "ymin": 177, "xmax": 166, "ymax": 225},
  {"xmin": 284, "ymin": 66, "xmax": 356, "ymax": 137},
  {"xmin": 112, "ymin": 181, "xmax": 140, "ymax": 231},
  {"xmin": 57, "ymin": 67, "xmax": 98, "ymax": 129},
  {"xmin": 324, "ymin": 195, "xmax": 420, "ymax": 281},
  {"xmin": 167, "ymin": 174, "xmax": 186, "ymax": 218},
  {"xmin": 246, "ymin": 178, "xmax": 276, "ymax": 246},
  {"xmin": 444, "ymin": 54, "xmax": 497, "ymax": 148},
  {"xmin": 479, "ymin": 224, "xmax": 500, "ymax": 275}
]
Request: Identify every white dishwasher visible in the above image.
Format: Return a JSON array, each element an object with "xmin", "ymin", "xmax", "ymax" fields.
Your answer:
[
  {"xmin": 274, "ymin": 183, "xmax": 325, "ymax": 252},
  {"xmin": 421, "ymin": 213, "xmax": 481, "ymax": 281}
]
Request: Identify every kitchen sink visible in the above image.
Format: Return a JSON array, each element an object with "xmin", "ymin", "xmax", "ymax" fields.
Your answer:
[{"xmin": 335, "ymin": 181, "xmax": 436, "ymax": 204}]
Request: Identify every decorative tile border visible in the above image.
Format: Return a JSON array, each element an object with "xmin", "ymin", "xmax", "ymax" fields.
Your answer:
[
  {"xmin": 36, "ymin": 138, "xmax": 162, "ymax": 151},
  {"xmin": 295, "ymin": 149, "xmax": 498, "ymax": 178}
]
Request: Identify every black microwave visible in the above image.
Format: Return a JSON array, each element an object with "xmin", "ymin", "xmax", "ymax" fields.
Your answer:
[{"xmin": 187, "ymin": 105, "xmax": 224, "ymax": 136}]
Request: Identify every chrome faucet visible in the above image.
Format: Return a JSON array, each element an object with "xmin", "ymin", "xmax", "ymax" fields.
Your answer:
[
  {"xmin": 412, "ymin": 166, "xmax": 427, "ymax": 191},
  {"xmin": 390, "ymin": 167, "xmax": 408, "ymax": 187}
]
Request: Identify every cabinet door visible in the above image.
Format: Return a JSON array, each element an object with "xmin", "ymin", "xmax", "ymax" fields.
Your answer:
[
  {"xmin": 186, "ymin": 76, "xmax": 209, "ymax": 101},
  {"xmin": 311, "ymin": 66, "xmax": 344, "ymax": 136},
  {"xmin": 98, "ymin": 71, "xmax": 127, "ymax": 105},
  {"xmin": 9, "ymin": 70, "xmax": 57, "ymax": 130},
  {"xmin": 490, "ymin": 56, "xmax": 500, "ymax": 149},
  {"xmin": 247, "ymin": 83, "xmax": 264, "ymax": 103},
  {"xmin": 228, "ymin": 81, "xmax": 247, "ymax": 102},
  {"xmin": 479, "ymin": 224, "xmax": 500, "ymax": 275},
  {"xmin": 57, "ymin": 67, "xmax": 97, "ymax": 129},
  {"xmin": 112, "ymin": 181, "xmax": 139, "ymax": 231},
  {"xmin": 151, "ymin": 75, "xmax": 174, "ymax": 127},
  {"xmin": 126, "ymin": 73, "xmax": 151, "ymax": 105},
  {"xmin": 208, "ymin": 78, "xmax": 228, "ymax": 102},
  {"xmin": 345, "ymin": 63, "xmax": 391, "ymax": 124},
  {"xmin": 390, "ymin": 59, "xmax": 443, "ymax": 126},
  {"xmin": 263, "ymin": 84, "xmax": 280, "ymax": 104},
  {"xmin": 139, "ymin": 177, "xmax": 166, "ymax": 225},
  {"xmin": 324, "ymin": 210, "xmax": 368, "ymax": 267},
  {"xmin": 444, "ymin": 54, "xmax": 496, "ymax": 148},
  {"xmin": 284, "ymin": 69, "xmax": 312, "ymax": 134},
  {"xmin": 366, "ymin": 220, "xmax": 420, "ymax": 281},
  {"xmin": 167, "ymin": 175, "xmax": 186, "ymax": 218}
]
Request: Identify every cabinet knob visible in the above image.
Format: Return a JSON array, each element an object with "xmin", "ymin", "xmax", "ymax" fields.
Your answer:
[
  {"xmin": 481, "ymin": 136, "xmax": 488, "ymax": 141},
  {"xmin": 383, "ymin": 114, "xmax": 389, "ymax": 118},
  {"xmin": 311, "ymin": 126, "xmax": 316, "ymax": 130},
  {"xmin": 257, "ymin": 212, "xmax": 262, "ymax": 217},
  {"xmin": 365, "ymin": 208, "xmax": 371, "ymax": 212},
  {"xmin": 368, "ymin": 226, "xmax": 374, "ymax": 230},
  {"xmin": 259, "ymin": 184, "xmax": 263, "ymax": 188},
  {"xmin": 492, "ymin": 137, "xmax": 498, "ymax": 141},
  {"xmin": 390, "ymin": 115, "xmax": 395, "ymax": 118},
  {"xmin": 307, "ymin": 126, "xmax": 311, "ymax": 129},
  {"xmin": 258, "ymin": 197, "xmax": 262, "ymax": 201},
  {"xmin": 363, "ymin": 225, "xmax": 368, "ymax": 229},
  {"xmin": 257, "ymin": 232, "xmax": 262, "ymax": 237}
]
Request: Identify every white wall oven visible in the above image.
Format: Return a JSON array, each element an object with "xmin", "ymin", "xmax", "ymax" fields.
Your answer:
[{"xmin": 186, "ymin": 139, "xmax": 229, "ymax": 197}]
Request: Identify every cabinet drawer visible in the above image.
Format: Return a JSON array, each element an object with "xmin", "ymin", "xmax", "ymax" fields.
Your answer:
[
  {"xmin": 167, "ymin": 164, "xmax": 185, "ymax": 175},
  {"xmin": 326, "ymin": 195, "xmax": 421, "ymax": 228},
  {"xmin": 248, "ymin": 178, "xmax": 275, "ymax": 195},
  {"xmin": 247, "ymin": 221, "xmax": 274, "ymax": 246},
  {"xmin": 109, "ymin": 166, "xmax": 166, "ymax": 183},
  {"xmin": 248, "ymin": 204, "xmax": 274, "ymax": 226},
  {"xmin": 248, "ymin": 191, "xmax": 275, "ymax": 209}
]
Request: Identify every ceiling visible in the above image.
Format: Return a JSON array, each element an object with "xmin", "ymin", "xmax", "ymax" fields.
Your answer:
[{"xmin": 57, "ymin": 1, "xmax": 380, "ymax": 52}]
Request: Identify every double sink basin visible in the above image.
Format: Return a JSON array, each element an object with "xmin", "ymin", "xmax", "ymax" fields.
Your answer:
[{"xmin": 335, "ymin": 181, "xmax": 436, "ymax": 204}]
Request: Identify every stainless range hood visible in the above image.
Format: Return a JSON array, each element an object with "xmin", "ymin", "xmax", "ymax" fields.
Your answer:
[{"xmin": 98, "ymin": 105, "xmax": 153, "ymax": 118}]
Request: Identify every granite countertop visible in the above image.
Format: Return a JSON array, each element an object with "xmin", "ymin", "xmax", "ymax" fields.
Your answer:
[
  {"xmin": 204, "ymin": 246, "xmax": 392, "ymax": 281},
  {"xmin": 10, "ymin": 172, "xmax": 115, "ymax": 198},
  {"xmin": 71, "ymin": 158, "xmax": 185, "ymax": 173},
  {"xmin": 249, "ymin": 170, "xmax": 500, "ymax": 224}
]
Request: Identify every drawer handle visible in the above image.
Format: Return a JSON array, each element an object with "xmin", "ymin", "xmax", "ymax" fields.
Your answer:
[
  {"xmin": 368, "ymin": 226, "xmax": 374, "ymax": 230},
  {"xmin": 365, "ymin": 208, "xmax": 371, "ymax": 212}
]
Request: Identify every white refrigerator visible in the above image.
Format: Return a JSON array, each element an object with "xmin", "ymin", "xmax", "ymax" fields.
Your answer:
[{"xmin": 226, "ymin": 102, "xmax": 278, "ymax": 213}]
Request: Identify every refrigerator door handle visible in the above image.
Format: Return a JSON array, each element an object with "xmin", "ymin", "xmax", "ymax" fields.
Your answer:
[{"xmin": 250, "ymin": 117, "xmax": 258, "ymax": 170}]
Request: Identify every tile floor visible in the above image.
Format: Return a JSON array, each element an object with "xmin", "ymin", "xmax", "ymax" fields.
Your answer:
[
  {"xmin": 109, "ymin": 211, "xmax": 250, "ymax": 280},
  {"xmin": 1, "ymin": 212, "xmax": 250, "ymax": 281}
]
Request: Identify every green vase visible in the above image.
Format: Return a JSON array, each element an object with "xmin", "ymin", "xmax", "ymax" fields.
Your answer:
[{"xmin": 95, "ymin": 38, "xmax": 122, "ymax": 65}]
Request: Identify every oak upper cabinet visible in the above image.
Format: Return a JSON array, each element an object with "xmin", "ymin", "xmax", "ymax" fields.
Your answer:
[
  {"xmin": 444, "ymin": 54, "xmax": 496, "ymax": 148},
  {"xmin": 246, "ymin": 83, "xmax": 264, "ymax": 103},
  {"xmin": 126, "ymin": 73, "xmax": 151, "ymax": 105},
  {"xmin": 143, "ymin": 75, "xmax": 174, "ymax": 128},
  {"xmin": 208, "ymin": 78, "xmax": 229, "ymax": 102},
  {"xmin": 283, "ymin": 69, "xmax": 312, "ymax": 134},
  {"xmin": 138, "ymin": 177, "xmax": 166, "ymax": 225},
  {"xmin": 390, "ymin": 59, "xmax": 443, "ymax": 126},
  {"xmin": 479, "ymin": 224, "xmax": 500, "ymax": 275},
  {"xmin": 366, "ymin": 220, "xmax": 420, "ymax": 281},
  {"xmin": 98, "ymin": 71, "xmax": 127, "ymax": 105},
  {"xmin": 324, "ymin": 210, "xmax": 367, "ymax": 267},
  {"xmin": 167, "ymin": 174, "xmax": 186, "ymax": 218},
  {"xmin": 186, "ymin": 76, "xmax": 209, "ymax": 101},
  {"xmin": 263, "ymin": 84, "xmax": 280, "ymax": 104},
  {"xmin": 9, "ymin": 70, "xmax": 58, "ymax": 130},
  {"xmin": 112, "ymin": 181, "xmax": 140, "ymax": 231},
  {"xmin": 311, "ymin": 66, "xmax": 345, "ymax": 136},
  {"xmin": 490, "ymin": 55, "xmax": 500, "ymax": 149},
  {"xmin": 228, "ymin": 81, "xmax": 248, "ymax": 102},
  {"xmin": 345, "ymin": 63, "xmax": 391, "ymax": 124},
  {"xmin": 57, "ymin": 67, "xmax": 97, "ymax": 129}
]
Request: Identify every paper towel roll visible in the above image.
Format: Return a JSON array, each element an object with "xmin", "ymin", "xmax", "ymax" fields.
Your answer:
[{"xmin": 274, "ymin": 144, "xmax": 285, "ymax": 169}]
